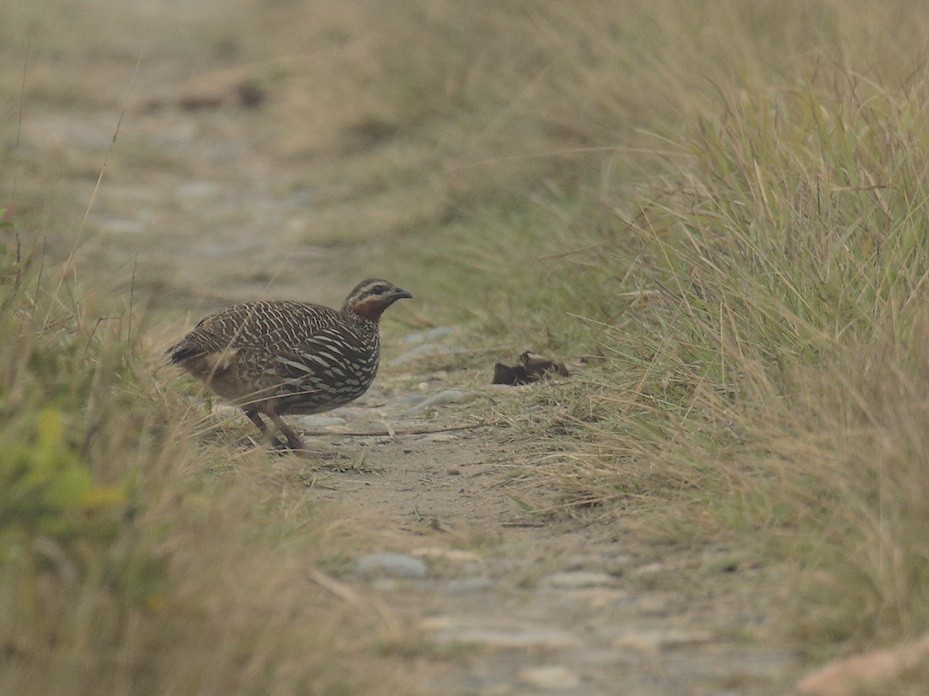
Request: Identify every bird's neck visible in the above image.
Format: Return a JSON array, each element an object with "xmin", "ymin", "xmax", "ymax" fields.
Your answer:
[{"xmin": 345, "ymin": 299, "xmax": 384, "ymax": 323}]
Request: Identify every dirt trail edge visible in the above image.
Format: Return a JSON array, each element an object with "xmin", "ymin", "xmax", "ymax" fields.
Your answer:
[{"xmin": 277, "ymin": 358, "xmax": 797, "ymax": 696}]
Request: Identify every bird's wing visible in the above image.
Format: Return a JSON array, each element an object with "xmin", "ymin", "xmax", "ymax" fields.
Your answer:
[
  {"xmin": 265, "ymin": 325, "xmax": 369, "ymax": 382},
  {"xmin": 186, "ymin": 301, "xmax": 342, "ymax": 353}
]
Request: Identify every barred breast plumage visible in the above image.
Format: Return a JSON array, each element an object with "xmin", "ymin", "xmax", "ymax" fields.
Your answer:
[{"xmin": 166, "ymin": 278, "xmax": 412, "ymax": 450}]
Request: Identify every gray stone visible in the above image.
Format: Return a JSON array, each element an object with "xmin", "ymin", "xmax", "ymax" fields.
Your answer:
[
  {"xmin": 177, "ymin": 181, "xmax": 219, "ymax": 200},
  {"xmin": 409, "ymin": 389, "xmax": 477, "ymax": 413},
  {"xmin": 445, "ymin": 578, "xmax": 494, "ymax": 595},
  {"xmin": 296, "ymin": 414, "xmax": 346, "ymax": 429},
  {"xmin": 96, "ymin": 216, "xmax": 145, "ymax": 235},
  {"xmin": 411, "ymin": 547, "xmax": 483, "ymax": 564},
  {"xmin": 615, "ymin": 629, "xmax": 714, "ymax": 653},
  {"xmin": 354, "ymin": 552, "xmax": 428, "ymax": 579},
  {"xmin": 420, "ymin": 617, "xmax": 581, "ymax": 650},
  {"xmin": 518, "ymin": 666, "xmax": 581, "ymax": 691},
  {"xmin": 563, "ymin": 553, "xmax": 634, "ymax": 574},
  {"xmin": 387, "ymin": 392, "xmax": 430, "ymax": 407},
  {"xmin": 401, "ymin": 326, "xmax": 455, "ymax": 345},
  {"xmin": 541, "ymin": 571, "xmax": 619, "ymax": 589},
  {"xmin": 632, "ymin": 562, "xmax": 664, "ymax": 576},
  {"xmin": 448, "ymin": 628, "xmax": 579, "ymax": 649},
  {"xmin": 388, "ymin": 343, "xmax": 449, "ymax": 366}
]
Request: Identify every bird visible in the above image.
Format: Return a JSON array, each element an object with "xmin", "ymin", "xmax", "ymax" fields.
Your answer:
[{"xmin": 166, "ymin": 278, "xmax": 412, "ymax": 450}]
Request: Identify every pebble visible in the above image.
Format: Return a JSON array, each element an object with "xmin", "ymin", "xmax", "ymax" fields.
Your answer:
[
  {"xmin": 354, "ymin": 552, "xmax": 428, "ymax": 579},
  {"xmin": 388, "ymin": 343, "xmax": 449, "ymax": 366},
  {"xmin": 445, "ymin": 578, "xmax": 495, "ymax": 595},
  {"xmin": 177, "ymin": 181, "xmax": 219, "ymax": 200},
  {"xmin": 401, "ymin": 326, "xmax": 454, "ymax": 345},
  {"xmin": 296, "ymin": 415, "xmax": 347, "ymax": 429},
  {"xmin": 615, "ymin": 628, "xmax": 714, "ymax": 653},
  {"xmin": 408, "ymin": 389, "xmax": 477, "ymax": 413},
  {"xmin": 540, "ymin": 571, "xmax": 618, "ymax": 590},
  {"xmin": 411, "ymin": 547, "xmax": 483, "ymax": 565},
  {"xmin": 387, "ymin": 392, "xmax": 430, "ymax": 407},
  {"xmin": 96, "ymin": 216, "xmax": 145, "ymax": 235},
  {"xmin": 420, "ymin": 617, "xmax": 581, "ymax": 650},
  {"xmin": 634, "ymin": 594, "xmax": 673, "ymax": 615},
  {"xmin": 564, "ymin": 553, "xmax": 634, "ymax": 574},
  {"xmin": 576, "ymin": 589, "xmax": 633, "ymax": 610},
  {"xmin": 208, "ymin": 143, "xmax": 245, "ymax": 163},
  {"xmin": 632, "ymin": 562, "xmax": 664, "ymax": 576},
  {"xmin": 518, "ymin": 666, "xmax": 581, "ymax": 691}
]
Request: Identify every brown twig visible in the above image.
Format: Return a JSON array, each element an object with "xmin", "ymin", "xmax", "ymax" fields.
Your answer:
[
  {"xmin": 305, "ymin": 570, "xmax": 359, "ymax": 603},
  {"xmin": 301, "ymin": 422, "xmax": 488, "ymax": 437}
]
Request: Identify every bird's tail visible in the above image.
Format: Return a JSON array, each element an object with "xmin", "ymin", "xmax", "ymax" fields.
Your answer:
[{"xmin": 164, "ymin": 339, "xmax": 203, "ymax": 365}]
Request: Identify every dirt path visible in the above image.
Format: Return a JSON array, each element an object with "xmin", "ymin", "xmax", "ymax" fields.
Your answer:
[
  {"xmin": 15, "ymin": 51, "xmax": 798, "ymax": 696},
  {"xmin": 272, "ymin": 363, "xmax": 797, "ymax": 695}
]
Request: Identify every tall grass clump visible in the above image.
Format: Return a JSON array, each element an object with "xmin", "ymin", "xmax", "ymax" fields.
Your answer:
[
  {"xmin": 0, "ymin": 213, "xmax": 410, "ymax": 694},
  {"xmin": 325, "ymin": 0, "xmax": 929, "ymax": 650},
  {"xmin": 569, "ymin": 75, "xmax": 929, "ymax": 647},
  {"xmin": 266, "ymin": 0, "xmax": 929, "ymax": 347}
]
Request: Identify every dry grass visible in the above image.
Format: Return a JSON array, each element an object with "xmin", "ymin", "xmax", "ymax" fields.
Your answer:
[{"xmin": 0, "ymin": 232, "xmax": 416, "ymax": 694}]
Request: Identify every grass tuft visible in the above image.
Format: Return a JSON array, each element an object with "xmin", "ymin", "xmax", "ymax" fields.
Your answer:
[{"xmin": 0, "ymin": 215, "xmax": 413, "ymax": 694}]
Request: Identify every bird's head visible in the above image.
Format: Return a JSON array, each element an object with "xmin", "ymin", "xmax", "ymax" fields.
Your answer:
[{"xmin": 342, "ymin": 278, "xmax": 413, "ymax": 322}]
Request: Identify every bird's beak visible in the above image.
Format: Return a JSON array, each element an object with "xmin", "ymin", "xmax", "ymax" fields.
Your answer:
[{"xmin": 393, "ymin": 288, "xmax": 413, "ymax": 300}]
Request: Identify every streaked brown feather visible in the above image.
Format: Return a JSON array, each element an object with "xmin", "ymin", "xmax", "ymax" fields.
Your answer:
[{"xmin": 166, "ymin": 278, "xmax": 411, "ymax": 449}]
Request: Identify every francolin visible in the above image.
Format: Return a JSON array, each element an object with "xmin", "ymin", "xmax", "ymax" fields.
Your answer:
[{"xmin": 166, "ymin": 279, "xmax": 412, "ymax": 450}]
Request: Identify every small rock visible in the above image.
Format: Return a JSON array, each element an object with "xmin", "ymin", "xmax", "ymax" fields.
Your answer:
[
  {"xmin": 563, "ymin": 553, "xmax": 633, "ymax": 574},
  {"xmin": 354, "ymin": 552, "xmax": 428, "ymax": 579},
  {"xmin": 177, "ymin": 181, "xmax": 219, "ymax": 200},
  {"xmin": 615, "ymin": 629, "xmax": 714, "ymax": 653},
  {"xmin": 389, "ymin": 343, "xmax": 449, "ymax": 366},
  {"xmin": 578, "ymin": 589, "xmax": 633, "ymax": 610},
  {"xmin": 634, "ymin": 594, "xmax": 672, "ymax": 615},
  {"xmin": 96, "ymin": 216, "xmax": 144, "ymax": 235},
  {"xmin": 388, "ymin": 392, "xmax": 430, "ymax": 407},
  {"xmin": 541, "ymin": 571, "xmax": 618, "ymax": 590},
  {"xmin": 402, "ymin": 326, "xmax": 454, "ymax": 345},
  {"xmin": 296, "ymin": 415, "xmax": 347, "ymax": 429},
  {"xmin": 411, "ymin": 547, "xmax": 483, "ymax": 565},
  {"xmin": 409, "ymin": 389, "xmax": 477, "ymax": 413},
  {"xmin": 632, "ymin": 562, "xmax": 664, "ymax": 576},
  {"xmin": 445, "ymin": 578, "xmax": 494, "ymax": 595},
  {"xmin": 518, "ymin": 666, "xmax": 581, "ymax": 691},
  {"xmin": 420, "ymin": 618, "xmax": 581, "ymax": 650}
]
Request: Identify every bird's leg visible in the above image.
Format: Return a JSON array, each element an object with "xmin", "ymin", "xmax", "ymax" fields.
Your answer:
[
  {"xmin": 244, "ymin": 407, "xmax": 285, "ymax": 448},
  {"xmin": 265, "ymin": 407, "xmax": 307, "ymax": 451}
]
